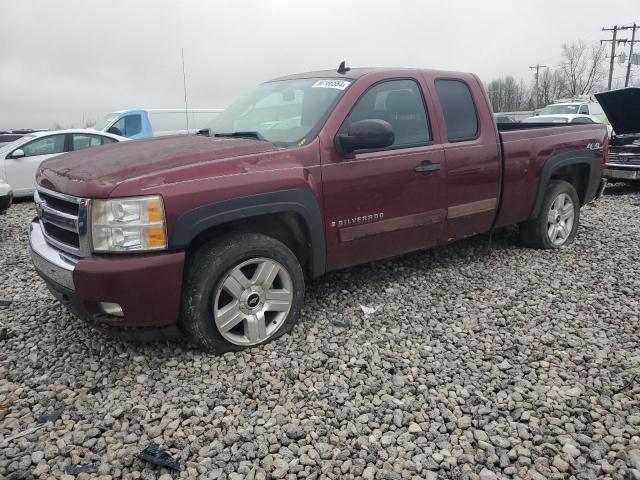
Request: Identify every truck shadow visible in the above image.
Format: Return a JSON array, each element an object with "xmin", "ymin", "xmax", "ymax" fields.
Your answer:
[{"xmin": 56, "ymin": 227, "xmax": 520, "ymax": 356}]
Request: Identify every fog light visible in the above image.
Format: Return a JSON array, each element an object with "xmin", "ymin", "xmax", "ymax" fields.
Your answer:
[{"xmin": 99, "ymin": 302, "xmax": 124, "ymax": 317}]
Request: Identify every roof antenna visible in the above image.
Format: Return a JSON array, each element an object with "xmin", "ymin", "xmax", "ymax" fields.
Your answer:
[
  {"xmin": 337, "ymin": 61, "xmax": 350, "ymax": 75},
  {"xmin": 181, "ymin": 48, "xmax": 190, "ymax": 134}
]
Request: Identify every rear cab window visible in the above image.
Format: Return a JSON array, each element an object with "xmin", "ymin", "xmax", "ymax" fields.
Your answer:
[{"xmin": 435, "ymin": 79, "xmax": 479, "ymax": 142}]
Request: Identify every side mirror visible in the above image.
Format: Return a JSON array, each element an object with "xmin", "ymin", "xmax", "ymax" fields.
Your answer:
[
  {"xmin": 10, "ymin": 148, "xmax": 25, "ymax": 159},
  {"xmin": 335, "ymin": 119, "xmax": 395, "ymax": 159},
  {"xmin": 107, "ymin": 126, "xmax": 123, "ymax": 136}
]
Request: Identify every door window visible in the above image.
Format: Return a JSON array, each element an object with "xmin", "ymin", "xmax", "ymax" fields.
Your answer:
[
  {"xmin": 72, "ymin": 134, "xmax": 103, "ymax": 150},
  {"xmin": 578, "ymin": 105, "xmax": 590, "ymax": 114},
  {"xmin": 111, "ymin": 114, "xmax": 142, "ymax": 137},
  {"xmin": 19, "ymin": 135, "xmax": 65, "ymax": 157},
  {"xmin": 340, "ymin": 79, "xmax": 431, "ymax": 148},
  {"xmin": 435, "ymin": 79, "xmax": 479, "ymax": 142}
]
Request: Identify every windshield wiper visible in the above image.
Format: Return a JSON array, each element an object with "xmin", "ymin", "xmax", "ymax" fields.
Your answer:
[{"xmin": 214, "ymin": 131, "xmax": 265, "ymax": 141}]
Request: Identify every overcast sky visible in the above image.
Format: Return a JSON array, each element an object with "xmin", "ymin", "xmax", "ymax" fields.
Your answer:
[{"xmin": 0, "ymin": 0, "xmax": 638, "ymax": 129}]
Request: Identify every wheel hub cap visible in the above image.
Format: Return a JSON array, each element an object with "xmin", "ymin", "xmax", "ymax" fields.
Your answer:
[
  {"xmin": 212, "ymin": 257, "xmax": 293, "ymax": 346},
  {"xmin": 247, "ymin": 293, "xmax": 260, "ymax": 308}
]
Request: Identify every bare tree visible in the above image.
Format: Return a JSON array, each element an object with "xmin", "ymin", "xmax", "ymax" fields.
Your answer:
[
  {"xmin": 485, "ymin": 76, "xmax": 531, "ymax": 112},
  {"xmin": 559, "ymin": 41, "xmax": 606, "ymax": 96},
  {"xmin": 538, "ymin": 68, "xmax": 566, "ymax": 105}
]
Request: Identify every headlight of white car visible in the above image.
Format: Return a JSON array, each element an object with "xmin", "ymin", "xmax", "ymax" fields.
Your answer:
[{"xmin": 91, "ymin": 196, "xmax": 167, "ymax": 252}]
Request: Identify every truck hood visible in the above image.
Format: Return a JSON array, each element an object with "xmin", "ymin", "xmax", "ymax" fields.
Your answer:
[
  {"xmin": 37, "ymin": 135, "xmax": 279, "ymax": 197},
  {"xmin": 595, "ymin": 88, "xmax": 640, "ymax": 135}
]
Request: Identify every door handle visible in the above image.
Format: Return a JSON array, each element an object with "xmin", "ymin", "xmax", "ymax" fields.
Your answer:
[{"xmin": 415, "ymin": 161, "xmax": 441, "ymax": 173}]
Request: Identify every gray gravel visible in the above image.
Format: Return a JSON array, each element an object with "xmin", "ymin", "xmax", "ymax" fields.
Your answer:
[{"xmin": 1, "ymin": 184, "xmax": 640, "ymax": 480}]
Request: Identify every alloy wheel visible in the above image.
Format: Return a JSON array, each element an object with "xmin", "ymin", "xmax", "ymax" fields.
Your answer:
[
  {"xmin": 212, "ymin": 257, "xmax": 293, "ymax": 346},
  {"xmin": 547, "ymin": 193, "xmax": 575, "ymax": 246}
]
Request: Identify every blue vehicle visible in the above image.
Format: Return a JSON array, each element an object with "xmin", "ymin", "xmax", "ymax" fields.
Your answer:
[{"xmin": 93, "ymin": 109, "xmax": 223, "ymax": 139}]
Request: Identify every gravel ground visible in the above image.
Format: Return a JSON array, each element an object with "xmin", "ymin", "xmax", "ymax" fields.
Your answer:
[{"xmin": 1, "ymin": 184, "xmax": 640, "ymax": 480}]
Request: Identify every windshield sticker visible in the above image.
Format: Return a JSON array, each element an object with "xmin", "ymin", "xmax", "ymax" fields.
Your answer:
[{"xmin": 312, "ymin": 79, "xmax": 351, "ymax": 90}]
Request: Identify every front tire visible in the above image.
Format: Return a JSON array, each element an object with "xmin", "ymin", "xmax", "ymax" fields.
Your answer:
[
  {"xmin": 519, "ymin": 180, "xmax": 580, "ymax": 249},
  {"xmin": 179, "ymin": 233, "xmax": 305, "ymax": 353}
]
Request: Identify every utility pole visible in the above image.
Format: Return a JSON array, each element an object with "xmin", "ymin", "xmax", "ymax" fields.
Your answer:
[
  {"xmin": 602, "ymin": 26, "xmax": 619, "ymax": 90},
  {"xmin": 529, "ymin": 64, "xmax": 547, "ymax": 108},
  {"xmin": 625, "ymin": 23, "xmax": 638, "ymax": 87}
]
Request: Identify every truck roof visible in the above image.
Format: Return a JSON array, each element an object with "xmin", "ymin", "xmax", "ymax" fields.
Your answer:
[{"xmin": 270, "ymin": 67, "xmax": 473, "ymax": 82}]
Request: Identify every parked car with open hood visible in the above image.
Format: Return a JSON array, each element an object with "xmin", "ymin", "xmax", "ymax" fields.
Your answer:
[
  {"xmin": 29, "ymin": 65, "xmax": 607, "ymax": 353},
  {"xmin": 0, "ymin": 129, "xmax": 128, "ymax": 197},
  {"xmin": 595, "ymin": 88, "xmax": 640, "ymax": 184}
]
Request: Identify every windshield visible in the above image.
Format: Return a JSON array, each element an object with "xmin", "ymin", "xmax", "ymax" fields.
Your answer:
[
  {"xmin": 94, "ymin": 114, "xmax": 118, "ymax": 131},
  {"xmin": 539, "ymin": 104, "xmax": 581, "ymax": 115},
  {"xmin": 524, "ymin": 116, "xmax": 569, "ymax": 123},
  {"xmin": 207, "ymin": 78, "xmax": 352, "ymax": 146},
  {"xmin": 0, "ymin": 134, "xmax": 36, "ymax": 155}
]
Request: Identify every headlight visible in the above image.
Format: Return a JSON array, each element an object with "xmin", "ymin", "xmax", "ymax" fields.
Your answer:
[{"xmin": 92, "ymin": 195, "xmax": 167, "ymax": 252}]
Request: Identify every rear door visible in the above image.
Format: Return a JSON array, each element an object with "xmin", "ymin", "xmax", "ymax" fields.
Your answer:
[
  {"xmin": 5, "ymin": 134, "xmax": 66, "ymax": 195},
  {"xmin": 432, "ymin": 78, "xmax": 501, "ymax": 242},
  {"xmin": 320, "ymin": 75, "xmax": 447, "ymax": 270},
  {"xmin": 70, "ymin": 133, "xmax": 118, "ymax": 151}
]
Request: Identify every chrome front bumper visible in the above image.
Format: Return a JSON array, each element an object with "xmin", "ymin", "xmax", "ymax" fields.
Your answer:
[
  {"xmin": 604, "ymin": 166, "xmax": 640, "ymax": 181},
  {"xmin": 29, "ymin": 220, "xmax": 78, "ymax": 291}
]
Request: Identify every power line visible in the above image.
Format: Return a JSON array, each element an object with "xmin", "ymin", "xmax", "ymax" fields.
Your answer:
[
  {"xmin": 622, "ymin": 23, "xmax": 639, "ymax": 87},
  {"xmin": 601, "ymin": 26, "xmax": 626, "ymax": 90},
  {"xmin": 601, "ymin": 24, "xmax": 640, "ymax": 89},
  {"xmin": 529, "ymin": 63, "xmax": 547, "ymax": 108}
]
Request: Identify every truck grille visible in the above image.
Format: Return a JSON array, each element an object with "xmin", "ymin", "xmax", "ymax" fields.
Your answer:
[
  {"xmin": 34, "ymin": 187, "xmax": 90, "ymax": 257},
  {"xmin": 608, "ymin": 151, "xmax": 640, "ymax": 165}
]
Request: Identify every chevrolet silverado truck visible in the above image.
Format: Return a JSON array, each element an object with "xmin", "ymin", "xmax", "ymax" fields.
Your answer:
[
  {"xmin": 29, "ymin": 66, "xmax": 608, "ymax": 353},
  {"xmin": 595, "ymin": 87, "xmax": 640, "ymax": 183}
]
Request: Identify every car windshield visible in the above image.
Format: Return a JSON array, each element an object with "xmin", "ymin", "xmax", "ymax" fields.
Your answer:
[
  {"xmin": 524, "ymin": 116, "xmax": 569, "ymax": 123},
  {"xmin": 94, "ymin": 114, "xmax": 118, "ymax": 131},
  {"xmin": 539, "ymin": 104, "xmax": 581, "ymax": 115},
  {"xmin": 0, "ymin": 134, "xmax": 36, "ymax": 155},
  {"xmin": 206, "ymin": 78, "xmax": 352, "ymax": 146}
]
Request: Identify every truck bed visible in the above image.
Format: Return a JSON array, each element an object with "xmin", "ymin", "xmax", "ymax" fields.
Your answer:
[{"xmin": 495, "ymin": 123, "xmax": 607, "ymax": 228}]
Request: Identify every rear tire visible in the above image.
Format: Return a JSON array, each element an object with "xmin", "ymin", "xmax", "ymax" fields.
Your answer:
[
  {"xmin": 519, "ymin": 180, "xmax": 580, "ymax": 249},
  {"xmin": 179, "ymin": 233, "xmax": 305, "ymax": 353}
]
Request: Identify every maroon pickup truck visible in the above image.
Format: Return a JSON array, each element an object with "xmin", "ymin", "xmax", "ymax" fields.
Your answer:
[{"xmin": 30, "ymin": 66, "xmax": 608, "ymax": 352}]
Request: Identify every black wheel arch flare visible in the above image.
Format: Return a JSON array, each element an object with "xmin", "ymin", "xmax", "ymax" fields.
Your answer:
[
  {"xmin": 530, "ymin": 149, "xmax": 600, "ymax": 220},
  {"xmin": 170, "ymin": 189, "xmax": 326, "ymax": 277}
]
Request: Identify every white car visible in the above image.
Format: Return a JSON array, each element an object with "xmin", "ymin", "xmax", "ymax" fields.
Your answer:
[
  {"xmin": 0, "ymin": 129, "xmax": 128, "ymax": 198},
  {"xmin": 538, "ymin": 101, "xmax": 607, "ymax": 123},
  {"xmin": 523, "ymin": 114, "xmax": 613, "ymax": 136}
]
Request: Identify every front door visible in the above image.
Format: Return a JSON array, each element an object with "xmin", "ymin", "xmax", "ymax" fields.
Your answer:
[
  {"xmin": 320, "ymin": 77, "xmax": 446, "ymax": 271},
  {"xmin": 5, "ymin": 134, "xmax": 67, "ymax": 196}
]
